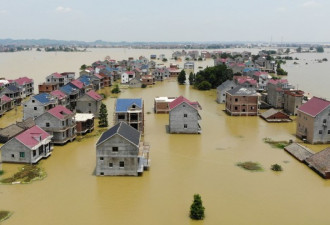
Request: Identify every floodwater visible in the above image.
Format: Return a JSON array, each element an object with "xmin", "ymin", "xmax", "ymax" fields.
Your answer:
[{"xmin": 0, "ymin": 48, "xmax": 330, "ymax": 225}]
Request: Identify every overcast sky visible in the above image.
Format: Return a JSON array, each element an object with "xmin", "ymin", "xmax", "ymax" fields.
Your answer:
[{"xmin": 0, "ymin": 0, "xmax": 329, "ymax": 42}]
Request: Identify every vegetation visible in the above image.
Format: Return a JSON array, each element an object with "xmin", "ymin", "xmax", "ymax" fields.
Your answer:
[
  {"xmin": 285, "ymin": 48, "xmax": 290, "ymax": 54},
  {"xmin": 80, "ymin": 64, "xmax": 87, "ymax": 70},
  {"xmin": 188, "ymin": 72, "xmax": 195, "ymax": 85},
  {"xmin": 141, "ymin": 84, "xmax": 147, "ymax": 88},
  {"xmin": 271, "ymin": 164, "xmax": 283, "ymax": 171},
  {"xmin": 177, "ymin": 70, "xmax": 186, "ymax": 85},
  {"xmin": 297, "ymin": 46, "xmax": 302, "ymax": 53},
  {"xmin": 316, "ymin": 46, "xmax": 324, "ymax": 53},
  {"xmin": 263, "ymin": 138, "xmax": 289, "ymax": 149},
  {"xmin": 0, "ymin": 170, "xmax": 3, "ymax": 176},
  {"xmin": 162, "ymin": 58, "xmax": 168, "ymax": 62},
  {"xmin": 237, "ymin": 162, "xmax": 263, "ymax": 171},
  {"xmin": 0, "ymin": 211, "xmax": 12, "ymax": 223},
  {"xmin": 111, "ymin": 84, "xmax": 121, "ymax": 94},
  {"xmin": 190, "ymin": 194, "xmax": 205, "ymax": 220},
  {"xmin": 98, "ymin": 103, "xmax": 108, "ymax": 127},
  {"xmin": 276, "ymin": 62, "xmax": 288, "ymax": 75},
  {"xmin": 322, "ymin": 58, "xmax": 328, "ymax": 62},
  {"xmin": 0, "ymin": 165, "xmax": 46, "ymax": 184},
  {"xmin": 194, "ymin": 64, "xmax": 233, "ymax": 90}
]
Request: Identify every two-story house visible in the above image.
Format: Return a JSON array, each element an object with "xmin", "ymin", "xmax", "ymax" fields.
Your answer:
[
  {"xmin": 23, "ymin": 93, "xmax": 57, "ymax": 120},
  {"xmin": 76, "ymin": 90, "xmax": 103, "ymax": 117}
]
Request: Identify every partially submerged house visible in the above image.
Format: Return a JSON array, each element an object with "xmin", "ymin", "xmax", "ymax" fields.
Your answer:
[
  {"xmin": 260, "ymin": 108, "xmax": 292, "ymax": 122},
  {"xmin": 12, "ymin": 77, "xmax": 34, "ymax": 98},
  {"xmin": 154, "ymin": 97, "xmax": 176, "ymax": 113},
  {"xmin": 35, "ymin": 105, "xmax": 76, "ymax": 145},
  {"xmin": 216, "ymin": 80, "xmax": 237, "ymax": 104},
  {"xmin": 23, "ymin": 93, "xmax": 57, "ymax": 120},
  {"xmin": 74, "ymin": 113, "xmax": 94, "ymax": 135},
  {"xmin": 115, "ymin": 98, "xmax": 144, "ymax": 133},
  {"xmin": 0, "ymin": 118, "xmax": 35, "ymax": 143},
  {"xmin": 76, "ymin": 90, "xmax": 103, "ymax": 117},
  {"xmin": 168, "ymin": 96, "xmax": 202, "ymax": 134},
  {"xmin": 38, "ymin": 82, "xmax": 59, "ymax": 94},
  {"xmin": 1, "ymin": 125, "xmax": 53, "ymax": 164},
  {"xmin": 296, "ymin": 97, "xmax": 330, "ymax": 144},
  {"xmin": 283, "ymin": 90, "xmax": 304, "ymax": 116},
  {"xmin": 95, "ymin": 121, "xmax": 150, "ymax": 176},
  {"xmin": 128, "ymin": 77, "xmax": 142, "ymax": 88},
  {"xmin": 305, "ymin": 148, "xmax": 330, "ymax": 179}
]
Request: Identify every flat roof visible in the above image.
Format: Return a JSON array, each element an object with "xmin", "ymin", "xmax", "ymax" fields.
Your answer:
[
  {"xmin": 154, "ymin": 97, "xmax": 177, "ymax": 102},
  {"xmin": 74, "ymin": 113, "xmax": 94, "ymax": 121}
]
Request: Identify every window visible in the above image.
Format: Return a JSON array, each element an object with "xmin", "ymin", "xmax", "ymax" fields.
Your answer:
[
  {"xmin": 19, "ymin": 152, "xmax": 25, "ymax": 158},
  {"xmin": 184, "ymin": 114, "xmax": 187, "ymax": 118},
  {"xmin": 88, "ymin": 103, "xmax": 91, "ymax": 106},
  {"xmin": 328, "ymin": 130, "xmax": 330, "ymax": 134},
  {"xmin": 323, "ymin": 119, "xmax": 327, "ymax": 123},
  {"xmin": 132, "ymin": 105, "xmax": 136, "ymax": 109},
  {"xmin": 34, "ymin": 107, "xmax": 37, "ymax": 110},
  {"xmin": 112, "ymin": 147, "xmax": 118, "ymax": 152},
  {"xmin": 184, "ymin": 124, "xmax": 187, "ymax": 128},
  {"xmin": 100, "ymin": 172, "xmax": 104, "ymax": 176},
  {"xmin": 11, "ymin": 154, "xmax": 15, "ymax": 158},
  {"xmin": 32, "ymin": 100, "xmax": 35, "ymax": 103},
  {"xmin": 62, "ymin": 121, "xmax": 65, "ymax": 126},
  {"xmin": 234, "ymin": 106, "xmax": 238, "ymax": 110},
  {"xmin": 119, "ymin": 161, "xmax": 125, "ymax": 168},
  {"xmin": 251, "ymin": 106, "xmax": 254, "ymax": 110},
  {"xmin": 235, "ymin": 98, "xmax": 238, "ymax": 102},
  {"xmin": 182, "ymin": 104, "xmax": 185, "ymax": 107},
  {"xmin": 109, "ymin": 163, "xmax": 113, "ymax": 168},
  {"xmin": 319, "ymin": 130, "xmax": 323, "ymax": 134},
  {"xmin": 118, "ymin": 114, "xmax": 125, "ymax": 120},
  {"xmin": 46, "ymin": 122, "xmax": 50, "ymax": 127},
  {"xmin": 100, "ymin": 157, "xmax": 104, "ymax": 160},
  {"xmin": 33, "ymin": 150, "xmax": 36, "ymax": 157}
]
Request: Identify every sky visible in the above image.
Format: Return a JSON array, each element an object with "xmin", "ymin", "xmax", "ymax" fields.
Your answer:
[{"xmin": 0, "ymin": 0, "xmax": 329, "ymax": 43}]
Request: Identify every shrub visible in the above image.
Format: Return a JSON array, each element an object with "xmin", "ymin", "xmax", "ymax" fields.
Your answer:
[
  {"xmin": 271, "ymin": 164, "xmax": 283, "ymax": 171},
  {"xmin": 0, "ymin": 170, "xmax": 3, "ymax": 176},
  {"xmin": 237, "ymin": 162, "xmax": 263, "ymax": 171},
  {"xmin": 111, "ymin": 84, "xmax": 121, "ymax": 94},
  {"xmin": 197, "ymin": 81, "xmax": 212, "ymax": 90},
  {"xmin": 190, "ymin": 194, "xmax": 205, "ymax": 220},
  {"xmin": 141, "ymin": 84, "xmax": 147, "ymax": 88}
]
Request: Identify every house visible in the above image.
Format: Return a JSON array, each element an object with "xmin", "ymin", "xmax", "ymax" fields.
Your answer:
[
  {"xmin": 98, "ymin": 72, "xmax": 111, "ymax": 87},
  {"xmin": 154, "ymin": 97, "xmax": 176, "ymax": 113},
  {"xmin": 92, "ymin": 74, "xmax": 104, "ymax": 90},
  {"xmin": 12, "ymin": 77, "xmax": 34, "ymax": 97},
  {"xmin": 38, "ymin": 82, "xmax": 59, "ymax": 93},
  {"xmin": 267, "ymin": 79, "xmax": 294, "ymax": 109},
  {"xmin": 169, "ymin": 96, "xmax": 202, "ymax": 134},
  {"xmin": 50, "ymin": 90, "xmax": 70, "ymax": 108},
  {"xmin": 0, "ymin": 118, "xmax": 35, "ymax": 143},
  {"xmin": 255, "ymin": 57, "xmax": 276, "ymax": 72},
  {"xmin": 76, "ymin": 90, "xmax": 103, "ymax": 117},
  {"xmin": 45, "ymin": 72, "xmax": 69, "ymax": 87},
  {"xmin": 115, "ymin": 98, "xmax": 144, "ymax": 133},
  {"xmin": 141, "ymin": 75, "xmax": 154, "ymax": 86},
  {"xmin": 169, "ymin": 68, "xmax": 181, "ymax": 77},
  {"xmin": 35, "ymin": 105, "xmax": 76, "ymax": 145},
  {"xmin": 69, "ymin": 80, "xmax": 86, "ymax": 97},
  {"xmin": 1, "ymin": 125, "xmax": 53, "ymax": 164},
  {"xmin": 233, "ymin": 76, "xmax": 258, "ymax": 89},
  {"xmin": 152, "ymin": 68, "xmax": 170, "ymax": 81},
  {"xmin": 184, "ymin": 62, "xmax": 195, "ymax": 71},
  {"xmin": 0, "ymin": 95, "xmax": 14, "ymax": 115},
  {"xmin": 150, "ymin": 55, "xmax": 157, "ymax": 60},
  {"xmin": 23, "ymin": 93, "xmax": 57, "ymax": 120},
  {"xmin": 149, "ymin": 60, "xmax": 156, "ymax": 69},
  {"xmin": 1, "ymin": 84, "xmax": 22, "ymax": 105},
  {"xmin": 296, "ymin": 97, "xmax": 330, "ymax": 144},
  {"xmin": 225, "ymin": 86, "xmax": 259, "ymax": 116},
  {"xmin": 128, "ymin": 77, "xmax": 142, "ymax": 88},
  {"xmin": 305, "ymin": 147, "xmax": 330, "ymax": 179},
  {"xmin": 74, "ymin": 113, "xmax": 94, "ymax": 135},
  {"xmin": 95, "ymin": 121, "xmax": 150, "ymax": 176},
  {"xmin": 260, "ymin": 108, "xmax": 292, "ymax": 122},
  {"xmin": 216, "ymin": 80, "xmax": 237, "ymax": 103},
  {"xmin": 60, "ymin": 84, "xmax": 80, "ymax": 110},
  {"xmin": 283, "ymin": 90, "xmax": 304, "ymax": 116},
  {"xmin": 121, "ymin": 71, "xmax": 135, "ymax": 84}
]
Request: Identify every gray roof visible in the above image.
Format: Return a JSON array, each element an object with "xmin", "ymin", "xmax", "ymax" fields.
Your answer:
[
  {"xmin": 0, "ymin": 124, "xmax": 24, "ymax": 139},
  {"xmin": 217, "ymin": 80, "xmax": 236, "ymax": 91},
  {"xmin": 260, "ymin": 108, "xmax": 290, "ymax": 119},
  {"xmin": 284, "ymin": 143, "xmax": 314, "ymax": 162},
  {"xmin": 96, "ymin": 122, "xmax": 140, "ymax": 146},
  {"xmin": 227, "ymin": 86, "xmax": 257, "ymax": 96},
  {"xmin": 305, "ymin": 147, "xmax": 330, "ymax": 176}
]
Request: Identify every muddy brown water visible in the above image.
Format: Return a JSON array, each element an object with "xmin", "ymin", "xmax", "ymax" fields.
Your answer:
[{"xmin": 0, "ymin": 49, "xmax": 330, "ymax": 225}]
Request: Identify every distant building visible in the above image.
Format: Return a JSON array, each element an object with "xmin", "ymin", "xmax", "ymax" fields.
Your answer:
[
  {"xmin": 267, "ymin": 79, "xmax": 294, "ymax": 109},
  {"xmin": 1, "ymin": 84, "xmax": 22, "ymax": 105},
  {"xmin": 184, "ymin": 62, "xmax": 195, "ymax": 71},
  {"xmin": 50, "ymin": 90, "xmax": 70, "ymax": 108},
  {"xmin": 141, "ymin": 75, "xmax": 154, "ymax": 86},
  {"xmin": 1, "ymin": 125, "xmax": 53, "ymax": 164},
  {"xmin": 283, "ymin": 90, "xmax": 304, "ymax": 116},
  {"xmin": 216, "ymin": 80, "xmax": 237, "ymax": 103},
  {"xmin": 128, "ymin": 77, "xmax": 142, "ymax": 88},
  {"xmin": 296, "ymin": 97, "xmax": 330, "ymax": 144},
  {"xmin": 169, "ymin": 96, "xmax": 202, "ymax": 134},
  {"xmin": 95, "ymin": 122, "xmax": 150, "ymax": 176},
  {"xmin": 115, "ymin": 98, "xmax": 144, "ymax": 133},
  {"xmin": 225, "ymin": 86, "xmax": 259, "ymax": 116},
  {"xmin": 11, "ymin": 77, "xmax": 34, "ymax": 98}
]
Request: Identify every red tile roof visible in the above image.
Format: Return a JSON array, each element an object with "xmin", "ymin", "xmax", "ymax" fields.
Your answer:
[
  {"xmin": 48, "ymin": 105, "xmax": 74, "ymax": 119},
  {"xmin": 70, "ymin": 80, "xmax": 84, "ymax": 89},
  {"xmin": 15, "ymin": 125, "xmax": 51, "ymax": 148},
  {"xmin": 52, "ymin": 72, "xmax": 62, "ymax": 78},
  {"xmin": 14, "ymin": 77, "xmax": 33, "ymax": 85},
  {"xmin": 86, "ymin": 90, "xmax": 103, "ymax": 101},
  {"xmin": 50, "ymin": 90, "xmax": 67, "ymax": 100},
  {"xmin": 268, "ymin": 79, "xmax": 288, "ymax": 85},
  {"xmin": 1, "ymin": 95, "xmax": 12, "ymax": 102},
  {"xmin": 298, "ymin": 97, "xmax": 330, "ymax": 117},
  {"xmin": 169, "ymin": 96, "xmax": 201, "ymax": 110},
  {"xmin": 94, "ymin": 74, "xmax": 103, "ymax": 79}
]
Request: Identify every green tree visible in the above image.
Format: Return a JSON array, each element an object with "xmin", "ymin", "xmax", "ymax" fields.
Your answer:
[
  {"xmin": 285, "ymin": 48, "xmax": 290, "ymax": 54},
  {"xmin": 188, "ymin": 72, "xmax": 195, "ymax": 85},
  {"xmin": 162, "ymin": 58, "xmax": 168, "ymax": 62},
  {"xmin": 197, "ymin": 81, "xmax": 212, "ymax": 90},
  {"xmin": 316, "ymin": 46, "xmax": 324, "ymax": 53},
  {"xmin": 297, "ymin": 46, "xmax": 302, "ymax": 53},
  {"xmin": 80, "ymin": 64, "xmax": 87, "ymax": 70},
  {"xmin": 98, "ymin": 103, "xmax": 108, "ymax": 127},
  {"xmin": 177, "ymin": 70, "xmax": 186, "ymax": 85},
  {"xmin": 111, "ymin": 84, "xmax": 121, "ymax": 94},
  {"xmin": 271, "ymin": 164, "xmax": 283, "ymax": 171},
  {"xmin": 190, "ymin": 194, "xmax": 205, "ymax": 220}
]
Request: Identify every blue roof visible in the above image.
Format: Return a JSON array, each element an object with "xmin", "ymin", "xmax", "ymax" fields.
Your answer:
[
  {"xmin": 141, "ymin": 65, "xmax": 148, "ymax": 70},
  {"xmin": 60, "ymin": 84, "xmax": 76, "ymax": 95},
  {"xmin": 78, "ymin": 76, "xmax": 91, "ymax": 86},
  {"xmin": 34, "ymin": 93, "xmax": 52, "ymax": 104},
  {"xmin": 7, "ymin": 85, "xmax": 20, "ymax": 92},
  {"xmin": 116, "ymin": 98, "xmax": 143, "ymax": 112},
  {"xmin": 243, "ymin": 67, "xmax": 259, "ymax": 72}
]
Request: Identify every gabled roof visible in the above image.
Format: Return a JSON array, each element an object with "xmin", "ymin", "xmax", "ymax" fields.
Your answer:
[
  {"xmin": 169, "ymin": 96, "xmax": 201, "ymax": 110},
  {"xmin": 33, "ymin": 93, "xmax": 54, "ymax": 104},
  {"xmin": 268, "ymin": 79, "xmax": 288, "ymax": 85},
  {"xmin": 115, "ymin": 98, "xmax": 143, "ymax": 112},
  {"xmin": 96, "ymin": 122, "xmax": 140, "ymax": 146},
  {"xmin": 51, "ymin": 72, "xmax": 62, "ymax": 78},
  {"xmin": 227, "ymin": 86, "xmax": 257, "ymax": 96},
  {"xmin": 260, "ymin": 108, "xmax": 290, "ymax": 120},
  {"xmin": 305, "ymin": 147, "xmax": 330, "ymax": 177},
  {"xmin": 60, "ymin": 84, "xmax": 78, "ymax": 95},
  {"xmin": 47, "ymin": 105, "xmax": 74, "ymax": 119},
  {"xmin": 298, "ymin": 96, "xmax": 330, "ymax": 117},
  {"xmin": 14, "ymin": 77, "xmax": 33, "ymax": 85},
  {"xmin": 69, "ymin": 80, "xmax": 84, "ymax": 89},
  {"xmin": 6, "ymin": 85, "xmax": 20, "ymax": 92},
  {"xmin": 78, "ymin": 75, "xmax": 91, "ymax": 86},
  {"xmin": 50, "ymin": 90, "xmax": 67, "ymax": 100},
  {"xmin": 15, "ymin": 125, "xmax": 51, "ymax": 148},
  {"xmin": 1, "ymin": 95, "xmax": 12, "ymax": 102},
  {"xmin": 86, "ymin": 90, "xmax": 102, "ymax": 101},
  {"xmin": 217, "ymin": 80, "xmax": 236, "ymax": 90}
]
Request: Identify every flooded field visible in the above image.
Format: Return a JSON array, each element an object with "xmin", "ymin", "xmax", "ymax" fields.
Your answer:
[{"xmin": 0, "ymin": 49, "xmax": 330, "ymax": 225}]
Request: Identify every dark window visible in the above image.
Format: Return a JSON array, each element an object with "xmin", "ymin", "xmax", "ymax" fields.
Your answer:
[
  {"xmin": 183, "ymin": 104, "xmax": 185, "ymax": 107},
  {"xmin": 132, "ymin": 105, "xmax": 136, "ymax": 109},
  {"xmin": 33, "ymin": 150, "xmax": 36, "ymax": 157},
  {"xmin": 46, "ymin": 122, "xmax": 50, "ymax": 127},
  {"xmin": 62, "ymin": 121, "xmax": 65, "ymax": 126},
  {"xmin": 235, "ymin": 98, "xmax": 238, "ymax": 102},
  {"xmin": 119, "ymin": 161, "xmax": 125, "ymax": 168},
  {"xmin": 100, "ymin": 157, "xmax": 104, "ymax": 160},
  {"xmin": 319, "ymin": 130, "xmax": 323, "ymax": 134},
  {"xmin": 112, "ymin": 147, "xmax": 118, "ymax": 152},
  {"xmin": 184, "ymin": 114, "xmax": 187, "ymax": 117},
  {"xmin": 34, "ymin": 107, "xmax": 37, "ymax": 110},
  {"xmin": 100, "ymin": 172, "xmax": 104, "ymax": 175},
  {"xmin": 184, "ymin": 124, "xmax": 187, "ymax": 128},
  {"xmin": 109, "ymin": 163, "xmax": 113, "ymax": 168},
  {"xmin": 19, "ymin": 152, "xmax": 25, "ymax": 158},
  {"xmin": 118, "ymin": 114, "xmax": 125, "ymax": 120},
  {"xmin": 32, "ymin": 100, "xmax": 35, "ymax": 103},
  {"xmin": 323, "ymin": 119, "xmax": 327, "ymax": 123},
  {"xmin": 251, "ymin": 106, "xmax": 254, "ymax": 110},
  {"xmin": 328, "ymin": 130, "xmax": 330, "ymax": 134},
  {"xmin": 88, "ymin": 103, "xmax": 91, "ymax": 106},
  {"xmin": 234, "ymin": 106, "xmax": 238, "ymax": 110},
  {"xmin": 11, "ymin": 154, "xmax": 15, "ymax": 158}
]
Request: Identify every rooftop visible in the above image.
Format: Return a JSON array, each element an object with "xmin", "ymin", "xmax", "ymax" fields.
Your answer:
[
  {"xmin": 50, "ymin": 90, "xmax": 67, "ymax": 100},
  {"xmin": 284, "ymin": 143, "xmax": 314, "ymax": 162},
  {"xmin": 305, "ymin": 147, "xmax": 330, "ymax": 177},
  {"xmin": 33, "ymin": 93, "xmax": 55, "ymax": 104},
  {"xmin": 169, "ymin": 96, "xmax": 201, "ymax": 110},
  {"xmin": 298, "ymin": 96, "xmax": 330, "ymax": 117},
  {"xmin": 227, "ymin": 86, "xmax": 257, "ymax": 96},
  {"xmin": 116, "ymin": 98, "xmax": 143, "ymax": 112},
  {"xmin": 15, "ymin": 125, "xmax": 51, "ymax": 148},
  {"xmin": 86, "ymin": 90, "xmax": 103, "ymax": 101},
  {"xmin": 48, "ymin": 105, "xmax": 74, "ymax": 119},
  {"xmin": 74, "ymin": 113, "xmax": 94, "ymax": 122}
]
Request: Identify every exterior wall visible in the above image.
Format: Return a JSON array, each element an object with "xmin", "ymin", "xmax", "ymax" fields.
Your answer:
[
  {"xmin": 38, "ymin": 83, "xmax": 59, "ymax": 93},
  {"xmin": 312, "ymin": 108, "xmax": 330, "ymax": 144},
  {"xmin": 129, "ymin": 78, "xmax": 142, "ymax": 88},
  {"xmin": 76, "ymin": 95, "xmax": 101, "ymax": 117},
  {"xmin": 216, "ymin": 82, "xmax": 237, "ymax": 103},
  {"xmin": 76, "ymin": 119, "xmax": 94, "ymax": 134},
  {"xmin": 283, "ymin": 94, "xmax": 303, "ymax": 116},
  {"xmin": 114, "ymin": 105, "xmax": 144, "ymax": 133},
  {"xmin": 267, "ymin": 84, "xmax": 283, "ymax": 108},
  {"xmin": 1, "ymin": 138, "xmax": 31, "ymax": 163},
  {"xmin": 225, "ymin": 94, "xmax": 258, "ymax": 116},
  {"xmin": 154, "ymin": 102, "xmax": 170, "ymax": 113},
  {"xmin": 296, "ymin": 112, "xmax": 315, "ymax": 143},
  {"xmin": 96, "ymin": 135, "xmax": 139, "ymax": 176},
  {"xmin": 169, "ymin": 102, "xmax": 201, "ymax": 134},
  {"xmin": 23, "ymin": 98, "xmax": 56, "ymax": 120}
]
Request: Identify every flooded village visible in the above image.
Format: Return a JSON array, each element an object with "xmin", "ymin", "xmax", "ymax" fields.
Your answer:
[{"xmin": 0, "ymin": 47, "xmax": 330, "ymax": 225}]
